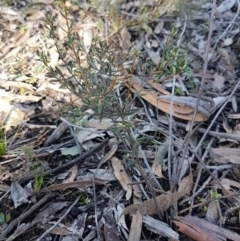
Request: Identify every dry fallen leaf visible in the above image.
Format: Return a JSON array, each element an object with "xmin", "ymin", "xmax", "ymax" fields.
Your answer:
[
  {"xmin": 205, "ymin": 201, "xmax": 219, "ymax": 225},
  {"xmin": 217, "ymin": 48, "xmax": 235, "ymax": 71},
  {"xmin": 0, "ymin": 100, "xmax": 36, "ymax": 131},
  {"xmin": 211, "ymin": 147, "xmax": 240, "ymax": 164},
  {"xmin": 83, "ymin": 28, "xmax": 93, "ymax": 54},
  {"xmin": 132, "ymin": 181, "xmax": 142, "ymax": 199},
  {"xmin": 224, "ymin": 37, "xmax": 233, "ymax": 46},
  {"xmin": 0, "ymin": 91, "xmax": 42, "ymax": 103},
  {"xmin": 49, "ymin": 45, "xmax": 59, "ymax": 69},
  {"xmin": 125, "ymin": 79, "xmax": 211, "ymax": 121},
  {"xmin": 231, "ymin": 95, "xmax": 238, "ymax": 112},
  {"xmin": 152, "ymin": 162, "xmax": 164, "ymax": 178},
  {"xmin": 212, "ymin": 73, "xmax": 225, "ymax": 91},
  {"xmin": 111, "ymin": 157, "xmax": 132, "ymax": 200},
  {"xmin": 37, "ymin": 82, "xmax": 71, "ymax": 93},
  {"xmin": 85, "ymin": 169, "xmax": 116, "ymax": 181},
  {"xmin": 121, "ymin": 172, "xmax": 193, "ymax": 216},
  {"xmin": 220, "ymin": 178, "xmax": 240, "ymax": 190},
  {"xmin": 10, "ymin": 182, "xmax": 29, "ymax": 208},
  {"xmin": 145, "ymin": 47, "xmax": 160, "ymax": 65},
  {"xmin": 69, "ymin": 94, "xmax": 83, "ymax": 106},
  {"xmin": 76, "ymin": 128, "xmax": 105, "ymax": 144},
  {"xmin": 0, "ymin": 31, "xmax": 30, "ymax": 59},
  {"xmin": 101, "ymin": 142, "xmax": 118, "ymax": 164},
  {"xmin": 210, "ymin": 178, "xmax": 240, "ymax": 205},
  {"xmin": 150, "ymin": 39, "xmax": 159, "ymax": 48},
  {"xmin": 152, "ymin": 141, "xmax": 168, "ymax": 178},
  {"xmin": 120, "ymin": 27, "xmax": 131, "ymax": 54},
  {"xmin": 154, "ymin": 21, "xmax": 164, "ymax": 34},
  {"xmin": 63, "ymin": 165, "xmax": 78, "ymax": 183},
  {"xmin": 217, "ymin": 0, "xmax": 236, "ymax": 13},
  {"xmin": 128, "ymin": 197, "xmax": 142, "ymax": 241}
]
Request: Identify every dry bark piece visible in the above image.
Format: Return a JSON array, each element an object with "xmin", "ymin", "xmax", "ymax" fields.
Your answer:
[
  {"xmin": 211, "ymin": 147, "xmax": 240, "ymax": 164},
  {"xmin": 104, "ymin": 225, "xmax": 121, "ymax": 241},
  {"xmin": 44, "ymin": 121, "xmax": 69, "ymax": 146},
  {"xmin": 174, "ymin": 216, "xmax": 240, "ymax": 241},
  {"xmin": 103, "ymin": 208, "xmax": 121, "ymax": 241},
  {"xmin": 143, "ymin": 215, "xmax": 179, "ymax": 240}
]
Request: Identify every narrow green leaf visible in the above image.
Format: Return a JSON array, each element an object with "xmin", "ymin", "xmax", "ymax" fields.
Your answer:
[{"xmin": 0, "ymin": 212, "xmax": 5, "ymax": 223}]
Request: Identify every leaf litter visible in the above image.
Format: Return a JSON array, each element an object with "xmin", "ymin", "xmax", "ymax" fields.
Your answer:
[{"xmin": 1, "ymin": 0, "xmax": 240, "ymax": 241}]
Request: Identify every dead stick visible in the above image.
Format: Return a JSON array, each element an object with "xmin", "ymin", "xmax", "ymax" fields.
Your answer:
[
  {"xmin": 175, "ymin": 0, "xmax": 217, "ymax": 189},
  {"xmin": 19, "ymin": 138, "xmax": 109, "ymax": 186},
  {"xmin": 176, "ymin": 122, "xmax": 240, "ymax": 141},
  {"xmin": 1, "ymin": 193, "xmax": 54, "ymax": 240}
]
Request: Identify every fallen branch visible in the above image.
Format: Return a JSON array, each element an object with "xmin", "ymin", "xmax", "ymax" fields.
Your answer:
[
  {"xmin": 0, "ymin": 193, "xmax": 54, "ymax": 240},
  {"xmin": 19, "ymin": 138, "xmax": 109, "ymax": 186}
]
